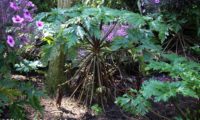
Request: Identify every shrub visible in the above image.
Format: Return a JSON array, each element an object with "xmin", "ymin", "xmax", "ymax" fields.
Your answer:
[
  {"xmin": 0, "ymin": 0, "xmax": 43, "ymax": 118},
  {"xmin": 116, "ymin": 54, "xmax": 200, "ymax": 119}
]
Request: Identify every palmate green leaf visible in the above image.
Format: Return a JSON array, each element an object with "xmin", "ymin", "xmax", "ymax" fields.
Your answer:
[
  {"xmin": 145, "ymin": 54, "xmax": 200, "ymax": 99},
  {"xmin": 90, "ymin": 21, "xmax": 101, "ymax": 39},
  {"xmin": 39, "ymin": 6, "xmax": 154, "ymax": 50},
  {"xmin": 34, "ymin": 12, "xmax": 50, "ymax": 21},
  {"xmin": 149, "ymin": 18, "xmax": 169, "ymax": 43},
  {"xmin": 83, "ymin": 17, "xmax": 91, "ymax": 30},
  {"xmin": 14, "ymin": 60, "xmax": 44, "ymax": 73},
  {"xmin": 141, "ymin": 80, "xmax": 181, "ymax": 102},
  {"xmin": 127, "ymin": 29, "xmax": 143, "ymax": 43},
  {"xmin": 0, "ymin": 87, "xmax": 21, "ymax": 103},
  {"xmin": 67, "ymin": 32, "xmax": 79, "ymax": 48},
  {"xmin": 41, "ymin": 44, "xmax": 60, "ymax": 65},
  {"xmin": 76, "ymin": 26, "xmax": 85, "ymax": 39},
  {"xmin": 122, "ymin": 13, "xmax": 146, "ymax": 27},
  {"xmin": 82, "ymin": 7, "xmax": 101, "ymax": 16},
  {"xmin": 116, "ymin": 96, "xmax": 131, "ymax": 106},
  {"xmin": 63, "ymin": 16, "xmax": 82, "ymax": 27},
  {"xmin": 101, "ymin": 7, "xmax": 124, "ymax": 22},
  {"xmin": 46, "ymin": 8, "xmax": 67, "ymax": 23},
  {"xmin": 162, "ymin": 53, "xmax": 186, "ymax": 63},
  {"xmin": 111, "ymin": 37, "xmax": 130, "ymax": 51},
  {"xmin": 116, "ymin": 92, "xmax": 150, "ymax": 116},
  {"xmin": 133, "ymin": 95, "xmax": 150, "ymax": 115}
]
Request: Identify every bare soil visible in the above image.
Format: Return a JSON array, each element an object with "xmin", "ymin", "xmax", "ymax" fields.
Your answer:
[{"xmin": 12, "ymin": 74, "xmax": 138, "ymax": 120}]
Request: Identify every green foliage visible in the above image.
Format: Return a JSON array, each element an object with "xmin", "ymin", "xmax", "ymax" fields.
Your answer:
[
  {"xmin": 91, "ymin": 104, "xmax": 103, "ymax": 115},
  {"xmin": 14, "ymin": 60, "xmax": 44, "ymax": 73},
  {"xmin": 0, "ymin": 79, "xmax": 44, "ymax": 119},
  {"xmin": 116, "ymin": 54, "xmax": 200, "ymax": 119},
  {"xmin": 35, "ymin": 6, "xmax": 174, "ymax": 108},
  {"xmin": 142, "ymin": 80, "xmax": 198, "ymax": 102},
  {"xmin": 80, "ymin": 0, "xmax": 138, "ymax": 11},
  {"xmin": 115, "ymin": 89, "xmax": 150, "ymax": 116},
  {"xmin": 146, "ymin": 54, "xmax": 200, "ymax": 97},
  {"xmin": 31, "ymin": 0, "xmax": 57, "ymax": 12},
  {"xmin": 36, "ymin": 6, "xmax": 147, "ymax": 63},
  {"xmin": 36, "ymin": 5, "xmax": 199, "ymax": 119},
  {"xmin": 149, "ymin": 16, "xmax": 169, "ymax": 43},
  {"xmin": 191, "ymin": 45, "xmax": 200, "ymax": 55}
]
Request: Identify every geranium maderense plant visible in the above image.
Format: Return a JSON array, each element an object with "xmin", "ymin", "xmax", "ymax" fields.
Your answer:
[
  {"xmin": 0, "ymin": 0, "xmax": 44, "ymax": 118},
  {"xmin": 38, "ymin": 6, "xmax": 163, "ymax": 109},
  {"xmin": 0, "ymin": 0, "xmax": 37, "ymax": 48}
]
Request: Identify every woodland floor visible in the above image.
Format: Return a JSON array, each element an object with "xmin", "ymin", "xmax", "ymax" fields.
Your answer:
[
  {"xmin": 12, "ymin": 74, "xmax": 139, "ymax": 120},
  {"xmin": 11, "ymin": 73, "xmax": 199, "ymax": 120}
]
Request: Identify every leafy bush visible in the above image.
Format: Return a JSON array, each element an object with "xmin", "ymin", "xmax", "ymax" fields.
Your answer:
[
  {"xmin": 0, "ymin": 79, "xmax": 44, "ymax": 119},
  {"xmin": 116, "ymin": 54, "xmax": 200, "ymax": 119},
  {"xmin": 36, "ymin": 5, "xmax": 170, "ymax": 107},
  {"xmin": 37, "ymin": 6, "xmax": 138, "ymax": 106},
  {"xmin": 0, "ymin": 0, "xmax": 44, "ymax": 118},
  {"xmin": 15, "ymin": 59, "xmax": 44, "ymax": 73},
  {"xmin": 116, "ymin": 89, "xmax": 150, "ymax": 116}
]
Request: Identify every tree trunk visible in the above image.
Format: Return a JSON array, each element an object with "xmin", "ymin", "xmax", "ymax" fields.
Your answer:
[
  {"xmin": 45, "ymin": 0, "xmax": 73, "ymax": 97},
  {"xmin": 57, "ymin": 0, "xmax": 73, "ymax": 8}
]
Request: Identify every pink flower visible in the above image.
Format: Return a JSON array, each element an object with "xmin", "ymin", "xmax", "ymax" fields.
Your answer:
[
  {"xmin": 7, "ymin": 35, "xmax": 15, "ymax": 47},
  {"xmin": 23, "ymin": 9, "xmax": 33, "ymax": 22},
  {"xmin": 27, "ymin": 1, "xmax": 35, "ymax": 7},
  {"xmin": 36, "ymin": 21, "xmax": 44, "ymax": 28},
  {"xmin": 154, "ymin": 0, "xmax": 160, "ymax": 3},
  {"xmin": 9, "ymin": 2, "xmax": 20, "ymax": 11},
  {"xmin": 107, "ymin": 32, "xmax": 114, "ymax": 42},
  {"xmin": 12, "ymin": 15, "xmax": 24, "ymax": 24},
  {"xmin": 102, "ymin": 24, "xmax": 129, "ymax": 42}
]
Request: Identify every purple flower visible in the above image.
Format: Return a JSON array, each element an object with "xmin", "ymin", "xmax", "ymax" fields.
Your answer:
[
  {"xmin": 107, "ymin": 32, "xmax": 114, "ymax": 42},
  {"xmin": 154, "ymin": 0, "xmax": 160, "ymax": 3},
  {"xmin": 23, "ymin": 9, "xmax": 33, "ymax": 22},
  {"xmin": 36, "ymin": 21, "xmax": 44, "ymax": 28},
  {"xmin": 7, "ymin": 35, "xmax": 15, "ymax": 47},
  {"xmin": 27, "ymin": 1, "xmax": 35, "ymax": 7},
  {"xmin": 102, "ymin": 24, "xmax": 129, "ymax": 42},
  {"xmin": 116, "ymin": 28, "xmax": 127, "ymax": 36},
  {"xmin": 12, "ymin": 15, "xmax": 24, "ymax": 23},
  {"xmin": 9, "ymin": 2, "xmax": 20, "ymax": 11}
]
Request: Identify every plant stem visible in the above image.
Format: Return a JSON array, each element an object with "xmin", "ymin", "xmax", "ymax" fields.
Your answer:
[{"xmin": 171, "ymin": 101, "xmax": 187, "ymax": 120}]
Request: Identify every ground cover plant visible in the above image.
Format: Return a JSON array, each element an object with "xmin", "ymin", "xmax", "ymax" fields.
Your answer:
[{"xmin": 0, "ymin": 0, "xmax": 200, "ymax": 119}]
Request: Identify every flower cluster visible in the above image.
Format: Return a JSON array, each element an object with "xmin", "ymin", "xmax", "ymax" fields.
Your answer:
[
  {"xmin": 154, "ymin": 0, "xmax": 160, "ymax": 4},
  {"xmin": 102, "ymin": 24, "xmax": 129, "ymax": 42},
  {"xmin": 0, "ymin": 0, "xmax": 43, "ymax": 48}
]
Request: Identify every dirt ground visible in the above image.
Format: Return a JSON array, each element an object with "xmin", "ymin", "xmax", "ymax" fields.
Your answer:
[
  {"xmin": 27, "ymin": 97, "xmax": 138, "ymax": 120},
  {"xmin": 13, "ymin": 73, "xmax": 199, "ymax": 120},
  {"xmin": 12, "ymin": 74, "xmax": 138, "ymax": 120}
]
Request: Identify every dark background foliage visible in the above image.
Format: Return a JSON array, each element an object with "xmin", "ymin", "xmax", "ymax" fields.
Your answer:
[{"xmin": 31, "ymin": 0, "xmax": 57, "ymax": 12}]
